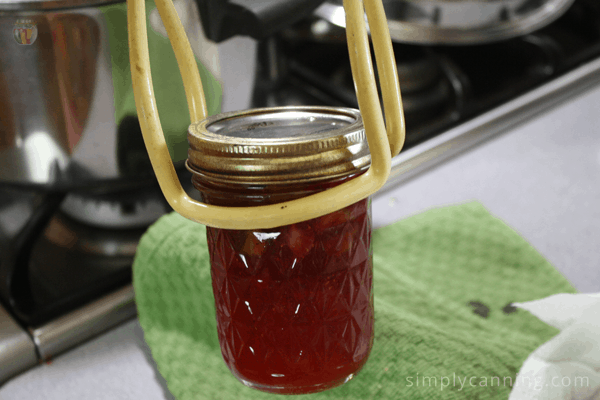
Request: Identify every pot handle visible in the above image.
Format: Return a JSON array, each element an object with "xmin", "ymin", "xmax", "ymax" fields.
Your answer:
[
  {"xmin": 194, "ymin": 0, "xmax": 327, "ymax": 43},
  {"xmin": 127, "ymin": 0, "xmax": 405, "ymax": 230}
]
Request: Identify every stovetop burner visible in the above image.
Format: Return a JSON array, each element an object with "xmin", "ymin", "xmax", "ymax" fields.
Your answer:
[
  {"xmin": 0, "ymin": 185, "xmax": 148, "ymax": 326},
  {"xmin": 255, "ymin": 0, "xmax": 600, "ymax": 148},
  {"xmin": 25, "ymin": 210, "xmax": 142, "ymax": 325},
  {"xmin": 329, "ymin": 45, "xmax": 463, "ymax": 131},
  {"xmin": 0, "ymin": 168, "xmax": 195, "ymax": 327},
  {"xmin": 60, "ymin": 186, "xmax": 169, "ymax": 229}
]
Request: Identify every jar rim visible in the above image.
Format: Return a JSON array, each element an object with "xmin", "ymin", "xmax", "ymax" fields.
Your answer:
[{"xmin": 187, "ymin": 106, "xmax": 371, "ymax": 184}]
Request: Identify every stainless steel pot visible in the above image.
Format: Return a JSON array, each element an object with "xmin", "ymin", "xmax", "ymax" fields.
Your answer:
[
  {"xmin": 0, "ymin": 0, "xmax": 218, "ymax": 189},
  {"xmin": 0, "ymin": 2, "xmax": 109, "ymax": 187},
  {"xmin": 315, "ymin": 0, "xmax": 576, "ymax": 44}
]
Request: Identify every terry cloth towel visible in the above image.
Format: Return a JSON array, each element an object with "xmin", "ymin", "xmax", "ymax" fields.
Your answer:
[{"xmin": 133, "ymin": 202, "xmax": 576, "ymax": 399}]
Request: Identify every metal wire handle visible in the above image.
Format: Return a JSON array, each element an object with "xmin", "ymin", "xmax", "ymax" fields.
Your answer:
[{"xmin": 127, "ymin": 0, "xmax": 405, "ymax": 229}]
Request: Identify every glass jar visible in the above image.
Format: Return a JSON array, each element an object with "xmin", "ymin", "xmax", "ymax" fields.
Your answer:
[{"xmin": 187, "ymin": 106, "xmax": 374, "ymax": 394}]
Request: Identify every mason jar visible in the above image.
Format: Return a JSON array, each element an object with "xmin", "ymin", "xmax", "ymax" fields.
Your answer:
[{"xmin": 186, "ymin": 106, "xmax": 375, "ymax": 394}]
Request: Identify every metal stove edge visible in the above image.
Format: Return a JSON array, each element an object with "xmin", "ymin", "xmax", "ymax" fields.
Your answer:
[{"xmin": 0, "ymin": 284, "xmax": 135, "ymax": 385}]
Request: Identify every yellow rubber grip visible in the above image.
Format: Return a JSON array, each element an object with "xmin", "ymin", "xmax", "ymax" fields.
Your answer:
[{"xmin": 127, "ymin": 0, "xmax": 405, "ymax": 229}]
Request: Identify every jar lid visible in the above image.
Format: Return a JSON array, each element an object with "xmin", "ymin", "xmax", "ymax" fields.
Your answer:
[{"xmin": 187, "ymin": 106, "xmax": 370, "ymax": 184}]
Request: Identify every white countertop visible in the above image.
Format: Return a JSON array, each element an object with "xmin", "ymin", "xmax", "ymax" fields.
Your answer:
[
  {"xmin": 2, "ymin": 42, "xmax": 599, "ymax": 400},
  {"xmin": 371, "ymin": 80, "xmax": 600, "ymax": 293}
]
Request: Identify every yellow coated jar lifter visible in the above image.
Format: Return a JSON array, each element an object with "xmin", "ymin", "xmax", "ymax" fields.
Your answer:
[{"xmin": 127, "ymin": 0, "xmax": 405, "ymax": 230}]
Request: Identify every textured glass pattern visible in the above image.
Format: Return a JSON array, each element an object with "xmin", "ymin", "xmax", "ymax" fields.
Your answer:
[{"xmin": 207, "ymin": 199, "xmax": 373, "ymax": 394}]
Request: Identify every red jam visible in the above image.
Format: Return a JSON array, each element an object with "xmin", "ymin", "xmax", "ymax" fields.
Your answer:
[{"xmin": 206, "ymin": 198, "xmax": 373, "ymax": 394}]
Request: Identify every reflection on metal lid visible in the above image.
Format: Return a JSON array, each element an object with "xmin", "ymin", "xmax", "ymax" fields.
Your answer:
[{"xmin": 206, "ymin": 110, "xmax": 355, "ymax": 140}]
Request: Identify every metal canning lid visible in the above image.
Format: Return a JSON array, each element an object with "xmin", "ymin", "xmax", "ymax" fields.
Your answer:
[{"xmin": 187, "ymin": 106, "xmax": 370, "ymax": 184}]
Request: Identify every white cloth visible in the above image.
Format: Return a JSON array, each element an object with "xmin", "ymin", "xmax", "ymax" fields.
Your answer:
[{"xmin": 509, "ymin": 293, "xmax": 600, "ymax": 400}]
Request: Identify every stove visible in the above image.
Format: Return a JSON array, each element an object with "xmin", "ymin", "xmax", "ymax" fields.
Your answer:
[
  {"xmin": 3, "ymin": 0, "xmax": 600, "ymax": 385},
  {"xmin": 249, "ymin": 0, "xmax": 600, "ymax": 189},
  {"xmin": 0, "ymin": 169, "xmax": 195, "ymax": 382},
  {"xmin": 255, "ymin": 0, "xmax": 600, "ymax": 146}
]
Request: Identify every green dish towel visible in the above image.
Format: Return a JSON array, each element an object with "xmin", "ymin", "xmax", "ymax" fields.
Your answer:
[{"xmin": 133, "ymin": 202, "xmax": 575, "ymax": 399}]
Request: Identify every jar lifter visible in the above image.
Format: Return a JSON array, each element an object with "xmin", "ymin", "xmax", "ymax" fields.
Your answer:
[{"xmin": 127, "ymin": 0, "xmax": 405, "ymax": 229}]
